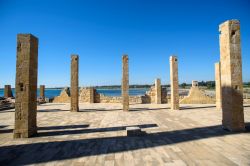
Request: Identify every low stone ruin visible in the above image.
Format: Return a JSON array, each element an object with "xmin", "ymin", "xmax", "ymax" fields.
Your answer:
[
  {"xmin": 52, "ymin": 85, "xmax": 169, "ymax": 104},
  {"xmin": 53, "ymin": 87, "xmax": 71, "ymax": 103},
  {"xmin": 0, "ymin": 97, "xmax": 15, "ymax": 110},
  {"xmin": 180, "ymin": 81, "xmax": 215, "ymax": 104},
  {"xmin": 143, "ymin": 86, "xmax": 168, "ymax": 104},
  {"xmin": 79, "ymin": 87, "xmax": 94, "ymax": 103}
]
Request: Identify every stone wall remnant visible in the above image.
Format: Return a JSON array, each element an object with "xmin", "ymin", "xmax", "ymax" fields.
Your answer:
[
  {"xmin": 79, "ymin": 87, "xmax": 94, "ymax": 103},
  {"xmin": 180, "ymin": 81, "xmax": 215, "ymax": 104},
  {"xmin": 53, "ymin": 87, "xmax": 71, "ymax": 103}
]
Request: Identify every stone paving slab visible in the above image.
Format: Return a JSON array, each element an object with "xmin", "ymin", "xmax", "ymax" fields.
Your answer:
[{"xmin": 0, "ymin": 103, "xmax": 250, "ymax": 165}]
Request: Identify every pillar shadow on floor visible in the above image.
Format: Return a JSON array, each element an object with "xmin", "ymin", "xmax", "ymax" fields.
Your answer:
[
  {"xmin": 79, "ymin": 108, "xmax": 122, "ymax": 112},
  {"xmin": 39, "ymin": 124, "xmax": 90, "ymax": 130},
  {"xmin": 0, "ymin": 124, "xmax": 90, "ymax": 134},
  {"xmin": 38, "ymin": 109, "xmax": 69, "ymax": 112},
  {"xmin": 37, "ymin": 124, "xmax": 158, "ymax": 137},
  {"xmin": 130, "ymin": 107, "xmax": 169, "ymax": 111},
  {"xmin": 180, "ymin": 105, "xmax": 216, "ymax": 110},
  {"xmin": 0, "ymin": 109, "xmax": 14, "ymax": 113},
  {"xmin": 38, "ymin": 104, "xmax": 67, "ymax": 106},
  {"xmin": 0, "ymin": 123, "xmax": 249, "ymax": 165},
  {"xmin": 0, "ymin": 125, "xmax": 8, "ymax": 129}
]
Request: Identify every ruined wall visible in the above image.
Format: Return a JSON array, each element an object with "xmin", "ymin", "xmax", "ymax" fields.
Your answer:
[
  {"xmin": 79, "ymin": 87, "xmax": 94, "ymax": 103},
  {"xmin": 53, "ymin": 86, "xmax": 216, "ymax": 105},
  {"xmin": 180, "ymin": 87, "xmax": 215, "ymax": 104},
  {"xmin": 180, "ymin": 81, "xmax": 215, "ymax": 104},
  {"xmin": 144, "ymin": 86, "xmax": 168, "ymax": 104},
  {"xmin": 95, "ymin": 94, "xmax": 142, "ymax": 104},
  {"xmin": 53, "ymin": 86, "xmax": 168, "ymax": 104},
  {"xmin": 55, "ymin": 87, "xmax": 143, "ymax": 104},
  {"xmin": 53, "ymin": 87, "xmax": 71, "ymax": 103}
]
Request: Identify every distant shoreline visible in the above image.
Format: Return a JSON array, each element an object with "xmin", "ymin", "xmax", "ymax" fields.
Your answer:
[
  {"xmin": 0, "ymin": 87, "xmax": 151, "ymax": 90},
  {"xmin": 1, "ymin": 82, "xmax": 250, "ymax": 90}
]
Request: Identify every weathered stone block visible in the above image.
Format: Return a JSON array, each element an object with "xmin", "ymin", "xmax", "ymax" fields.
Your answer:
[
  {"xmin": 122, "ymin": 55, "xmax": 129, "ymax": 111},
  {"xmin": 79, "ymin": 87, "xmax": 94, "ymax": 103},
  {"xmin": 170, "ymin": 56, "xmax": 179, "ymax": 110},
  {"xmin": 155, "ymin": 78, "xmax": 162, "ymax": 104},
  {"xmin": 71, "ymin": 55, "xmax": 79, "ymax": 112},
  {"xmin": 14, "ymin": 34, "xmax": 38, "ymax": 138},
  {"xmin": 215, "ymin": 62, "xmax": 222, "ymax": 110},
  {"xmin": 40, "ymin": 85, "xmax": 45, "ymax": 99},
  {"xmin": 4, "ymin": 85, "xmax": 13, "ymax": 98},
  {"xmin": 219, "ymin": 20, "xmax": 245, "ymax": 131}
]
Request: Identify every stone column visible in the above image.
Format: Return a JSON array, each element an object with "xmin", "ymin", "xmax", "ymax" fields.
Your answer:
[
  {"xmin": 122, "ymin": 55, "xmax": 129, "ymax": 111},
  {"xmin": 71, "ymin": 55, "xmax": 79, "ymax": 112},
  {"xmin": 215, "ymin": 62, "xmax": 222, "ymax": 110},
  {"xmin": 14, "ymin": 34, "xmax": 38, "ymax": 138},
  {"xmin": 89, "ymin": 87, "xmax": 94, "ymax": 103},
  {"xmin": 40, "ymin": 85, "xmax": 45, "ymax": 99},
  {"xmin": 170, "ymin": 56, "xmax": 179, "ymax": 110},
  {"xmin": 219, "ymin": 20, "xmax": 245, "ymax": 131},
  {"xmin": 155, "ymin": 78, "xmax": 162, "ymax": 104},
  {"xmin": 4, "ymin": 85, "xmax": 13, "ymax": 98},
  {"xmin": 192, "ymin": 80, "xmax": 198, "ymax": 87}
]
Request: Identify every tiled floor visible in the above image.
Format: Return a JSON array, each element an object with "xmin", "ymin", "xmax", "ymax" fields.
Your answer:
[{"xmin": 0, "ymin": 103, "xmax": 249, "ymax": 165}]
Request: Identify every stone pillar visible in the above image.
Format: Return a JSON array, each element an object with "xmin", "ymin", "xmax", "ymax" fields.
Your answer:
[
  {"xmin": 155, "ymin": 78, "xmax": 162, "ymax": 104},
  {"xmin": 122, "ymin": 55, "xmax": 129, "ymax": 111},
  {"xmin": 71, "ymin": 55, "xmax": 79, "ymax": 112},
  {"xmin": 215, "ymin": 62, "xmax": 222, "ymax": 110},
  {"xmin": 192, "ymin": 81, "xmax": 198, "ymax": 87},
  {"xmin": 4, "ymin": 85, "xmax": 13, "ymax": 98},
  {"xmin": 89, "ymin": 87, "xmax": 94, "ymax": 103},
  {"xmin": 40, "ymin": 85, "xmax": 45, "ymax": 99},
  {"xmin": 219, "ymin": 20, "xmax": 245, "ymax": 131},
  {"xmin": 170, "ymin": 56, "xmax": 179, "ymax": 110},
  {"xmin": 14, "ymin": 34, "xmax": 38, "ymax": 138}
]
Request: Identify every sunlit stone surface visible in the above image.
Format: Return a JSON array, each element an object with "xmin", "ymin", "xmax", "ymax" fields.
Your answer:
[{"xmin": 1, "ymin": 103, "xmax": 250, "ymax": 165}]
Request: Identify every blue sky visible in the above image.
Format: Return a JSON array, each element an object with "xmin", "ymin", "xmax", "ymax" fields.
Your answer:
[{"xmin": 0, "ymin": 0, "xmax": 249, "ymax": 88}]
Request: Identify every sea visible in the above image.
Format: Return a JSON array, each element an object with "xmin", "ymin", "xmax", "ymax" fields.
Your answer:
[{"xmin": 0, "ymin": 88, "xmax": 149, "ymax": 98}]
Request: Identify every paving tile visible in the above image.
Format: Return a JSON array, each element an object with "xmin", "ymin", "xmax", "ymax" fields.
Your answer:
[{"xmin": 0, "ymin": 103, "xmax": 249, "ymax": 165}]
